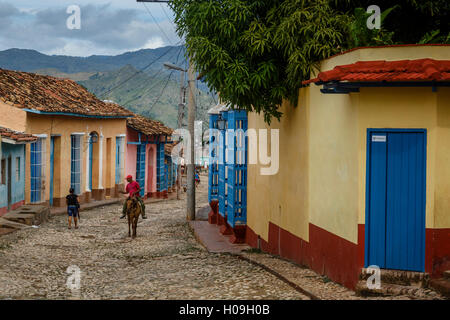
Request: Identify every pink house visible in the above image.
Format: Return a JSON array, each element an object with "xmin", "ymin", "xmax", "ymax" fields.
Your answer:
[{"xmin": 125, "ymin": 114, "xmax": 173, "ymax": 199}]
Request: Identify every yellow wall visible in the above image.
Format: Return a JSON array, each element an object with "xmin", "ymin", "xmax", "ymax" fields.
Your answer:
[
  {"xmin": 0, "ymin": 101, "xmax": 27, "ymax": 132},
  {"xmin": 308, "ymin": 84, "xmax": 360, "ymax": 243},
  {"xmin": 247, "ymin": 45, "xmax": 450, "ymax": 246},
  {"xmin": 21, "ymin": 113, "xmax": 126, "ymax": 204},
  {"xmin": 248, "ymin": 90, "xmax": 310, "ymax": 241},
  {"xmin": 356, "ymin": 87, "xmax": 438, "ymax": 230},
  {"xmin": 435, "ymin": 88, "xmax": 450, "ymax": 228}
]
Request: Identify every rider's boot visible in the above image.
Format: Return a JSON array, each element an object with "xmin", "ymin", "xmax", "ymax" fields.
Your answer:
[{"xmin": 120, "ymin": 213, "xmax": 126, "ymax": 219}]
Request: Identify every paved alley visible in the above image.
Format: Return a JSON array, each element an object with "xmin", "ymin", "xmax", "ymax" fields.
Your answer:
[
  {"xmin": 0, "ymin": 179, "xmax": 308, "ymax": 300},
  {"xmin": 0, "ymin": 177, "xmax": 443, "ymax": 300}
]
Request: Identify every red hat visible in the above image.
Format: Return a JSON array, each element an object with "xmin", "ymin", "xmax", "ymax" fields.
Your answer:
[{"xmin": 126, "ymin": 175, "xmax": 132, "ymax": 180}]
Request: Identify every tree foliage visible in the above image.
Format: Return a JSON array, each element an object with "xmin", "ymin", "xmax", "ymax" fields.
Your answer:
[{"xmin": 170, "ymin": 0, "xmax": 449, "ymax": 123}]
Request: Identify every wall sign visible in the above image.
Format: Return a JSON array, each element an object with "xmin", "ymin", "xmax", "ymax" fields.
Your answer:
[{"xmin": 372, "ymin": 135, "xmax": 387, "ymax": 142}]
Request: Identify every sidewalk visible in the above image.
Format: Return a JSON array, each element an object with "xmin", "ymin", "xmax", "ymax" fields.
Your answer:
[
  {"xmin": 189, "ymin": 211, "xmax": 250, "ymax": 254},
  {"xmin": 50, "ymin": 192, "xmax": 179, "ymax": 216}
]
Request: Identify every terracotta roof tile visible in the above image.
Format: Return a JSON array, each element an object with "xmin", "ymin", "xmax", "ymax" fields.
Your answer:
[
  {"xmin": 303, "ymin": 59, "xmax": 450, "ymax": 85},
  {"xmin": 0, "ymin": 68, "xmax": 133, "ymax": 117},
  {"xmin": 127, "ymin": 113, "xmax": 173, "ymax": 137},
  {"xmin": 0, "ymin": 126, "xmax": 37, "ymax": 143},
  {"xmin": 165, "ymin": 141, "xmax": 180, "ymax": 156}
]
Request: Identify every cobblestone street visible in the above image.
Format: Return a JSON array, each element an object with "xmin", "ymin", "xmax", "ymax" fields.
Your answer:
[
  {"xmin": 0, "ymin": 179, "xmax": 307, "ymax": 300},
  {"xmin": 0, "ymin": 178, "xmax": 444, "ymax": 300}
]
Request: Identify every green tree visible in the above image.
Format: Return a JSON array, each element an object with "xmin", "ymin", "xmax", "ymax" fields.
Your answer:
[
  {"xmin": 171, "ymin": 0, "xmax": 449, "ymax": 123},
  {"xmin": 171, "ymin": 0, "xmax": 349, "ymax": 123}
]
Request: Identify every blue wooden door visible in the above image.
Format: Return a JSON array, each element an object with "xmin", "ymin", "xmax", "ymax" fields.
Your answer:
[
  {"xmin": 366, "ymin": 130, "xmax": 426, "ymax": 272},
  {"xmin": 89, "ymin": 138, "xmax": 93, "ymax": 191},
  {"xmin": 30, "ymin": 139, "xmax": 42, "ymax": 203},
  {"xmin": 49, "ymin": 137, "xmax": 55, "ymax": 206},
  {"xmin": 136, "ymin": 145, "xmax": 146, "ymax": 197}
]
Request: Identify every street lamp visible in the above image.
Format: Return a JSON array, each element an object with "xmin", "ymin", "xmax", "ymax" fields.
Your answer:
[
  {"xmin": 164, "ymin": 62, "xmax": 187, "ymax": 200},
  {"xmin": 217, "ymin": 114, "xmax": 226, "ymax": 130},
  {"xmin": 164, "ymin": 62, "xmax": 186, "ymax": 73}
]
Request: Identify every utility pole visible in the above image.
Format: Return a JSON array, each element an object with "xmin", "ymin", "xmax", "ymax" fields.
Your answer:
[
  {"xmin": 177, "ymin": 70, "xmax": 184, "ymax": 200},
  {"xmin": 163, "ymin": 62, "xmax": 185, "ymax": 200},
  {"xmin": 136, "ymin": 0, "xmax": 195, "ymax": 220},
  {"xmin": 186, "ymin": 62, "xmax": 196, "ymax": 221}
]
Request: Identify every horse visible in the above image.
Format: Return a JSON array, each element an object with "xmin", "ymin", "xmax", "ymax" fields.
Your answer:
[{"xmin": 125, "ymin": 196, "xmax": 142, "ymax": 238}]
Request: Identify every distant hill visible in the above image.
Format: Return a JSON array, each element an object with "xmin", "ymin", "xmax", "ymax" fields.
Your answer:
[
  {"xmin": 34, "ymin": 68, "xmax": 96, "ymax": 81},
  {"xmin": 0, "ymin": 46, "xmax": 185, "ymax": 73},
  {"xmin": 78, "ymin": 65, "xmax": 214, "ymax": 129},
  {"xmin": 0, "ymin": 47, "xmax": 216, "ymax": 128}
]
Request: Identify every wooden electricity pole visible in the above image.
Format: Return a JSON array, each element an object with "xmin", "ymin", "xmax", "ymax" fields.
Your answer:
[
  {"xmin": 176, "ymin": 70, "xmax": 184, "ymax": 200},
  {"xmin": 186, "ymin": 62, "xmax": 196, "ymax": 221},
  {"xmin": 137, "ymin": 0, "xmax": 195, "ymax": 220}
]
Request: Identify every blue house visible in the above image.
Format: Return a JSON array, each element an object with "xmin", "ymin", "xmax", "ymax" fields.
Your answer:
[{"xmin": 0, "ymin": 127, "xmax": 37, "ymax": 216}]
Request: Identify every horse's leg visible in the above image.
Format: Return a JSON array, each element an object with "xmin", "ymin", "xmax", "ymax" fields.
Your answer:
[
  {"xmin": 128, "ymin": 216, "xmax": 131, "ymax": 237},
  {"xmin": 132, "ymin": 214, "xmax": 137, "ymax": 238}
]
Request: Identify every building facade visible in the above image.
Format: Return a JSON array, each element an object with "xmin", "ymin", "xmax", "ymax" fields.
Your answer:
[
  {"xmin": 0, "ymin": 127, "xmax": 37, "ymax": 215},
  {"xmin": 245, "ymin": 45, "xmax": 450, "ymax": 289},
  {"xmin": 125, "ymin": 114, "xmax": 174, "ymax": 199},
  {"xmin": 0, "ymin": 68, "xmax": 132, "ymax": 207}
]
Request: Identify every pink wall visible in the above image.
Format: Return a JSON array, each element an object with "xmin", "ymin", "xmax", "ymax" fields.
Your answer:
[
  {"xmin": 125, "ymin": 127, "xmax": 138, "ymax": 182},
  {"xmin": 125, "ymin": 127, "xmax": 158, "ymax": 196}
]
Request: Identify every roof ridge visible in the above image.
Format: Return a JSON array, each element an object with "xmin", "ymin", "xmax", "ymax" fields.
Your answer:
[
  {"xmin": 304, "ymin": 58, "xmax": 450, "ymax": 85},
  {"xmin": 0, "ymin": 68, "xmax": 133, "ymax": 118}
]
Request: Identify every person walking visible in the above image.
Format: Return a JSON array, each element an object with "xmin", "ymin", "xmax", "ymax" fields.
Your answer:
[{"xmin": 66, "ymin": 188, "xmax": 80, "ymax": 229}]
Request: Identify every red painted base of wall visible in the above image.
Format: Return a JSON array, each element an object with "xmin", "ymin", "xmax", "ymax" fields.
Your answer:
[
  {"xmin": 219, "ymin": 215, "xmax": 233, "ymax": 236},
  {"xmin": 246, "ymin": 222, "xmax": 365, "ymax": 290},
  {"xmin": 426, "ymin": 228, "xmax": 450, "ymax": 278},
  {"xmin": 217, "ymin": 213, "xmax": 226, "ymax": 226},
  {"xmin": 156, "ymin": 191, "xmax": 168, "ymax": 199},
  {"xmin": 230, "ymin": 225, "xmax": 247, "ymax": 244},
  {"xmin": 0, "ymin": 200, "xmax": 25, "ymax": 217},
  {"xmin": 208, "ymin": 201, "xmax": 219, "ymax": 224},
  {"xmin": 246, "ymin": 222, "xmax": 450, "ymax": 290}
]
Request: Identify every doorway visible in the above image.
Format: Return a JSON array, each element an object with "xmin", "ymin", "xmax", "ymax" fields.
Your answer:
[
  {"xmin": 7, "ymin": 156, "xmax": 11, "ymax": 210},
  {"xmin": 365, "ymin": 129, "xmax": 426, "ymax": 272}
]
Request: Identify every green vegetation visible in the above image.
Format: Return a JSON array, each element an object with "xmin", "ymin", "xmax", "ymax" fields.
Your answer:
[
  {"xmin": 0, "ymin": 47, "xmax": 216, "ymax": 129},
  {"xmin": 170, "ymin": 0, "xmax": 449, "ymax": 123},
  {"xmin": 79, "ymin": 65, "xmax": 214, "ymax": 129}
]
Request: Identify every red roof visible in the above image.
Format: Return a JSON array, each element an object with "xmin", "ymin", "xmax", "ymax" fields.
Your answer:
[
  {"xmin": 303, "ymin": 59, "xmax": 450, "ymax": 85},
  {"xmin": 0, "ymin": 127, "xmax": 37, "ymax": 143},
  {"xmin": 0, "ymin": 68, "xmax": 133, "ymax": 118},
  {"xmin": 127, "ymin": 113, "xmax": 173, "ymax": 136}
]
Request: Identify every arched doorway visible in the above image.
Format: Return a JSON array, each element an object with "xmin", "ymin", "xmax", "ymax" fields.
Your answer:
[{"xmin": 88, "ymin": 132, "xmax": 99, "ymax": 195}]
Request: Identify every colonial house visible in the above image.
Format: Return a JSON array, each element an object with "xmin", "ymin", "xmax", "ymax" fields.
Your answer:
[
  {"xmin": 165, "ymin": 141, "xmax": 180, "ymax": 193},
  {"xmin": 208, "ymin": 44, "xmax": 450, "ymax": 290},
  {"xmin": 0, "ymin": 68, "xmax": 133, "ymax": 207},
  {"xmin": 125, "ymin": 114, "xmax": 174, "ymax": 199},
  {"xmin": 0, "ymin": 127, "xmax": 37, "ymax": 215}
]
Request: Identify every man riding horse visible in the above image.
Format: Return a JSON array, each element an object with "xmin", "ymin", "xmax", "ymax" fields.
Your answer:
[{"xmin": 120, "ymin": 175, "xmax": 147, "ymax": 219}]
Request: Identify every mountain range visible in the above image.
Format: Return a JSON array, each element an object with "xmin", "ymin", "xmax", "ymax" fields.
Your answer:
[{"xmin": 0, "ymin": 46, "xmax": 215, "ymax": 129}]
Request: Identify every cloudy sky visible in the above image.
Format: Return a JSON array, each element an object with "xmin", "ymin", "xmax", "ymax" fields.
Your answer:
[{"xmin": 0, "ymin": 0, "xmax": 181, "ymax": 56}]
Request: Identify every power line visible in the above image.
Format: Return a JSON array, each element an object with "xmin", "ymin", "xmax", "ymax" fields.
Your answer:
[
  {"xmin": 120, "ymin": 68, "xmax": 168, "ymax": 107},
  {"xmin": 147, "ymin": 71, "xmax": 174, "ymax": 113},
  {"xmin": 142, "ymin": 2, "xmax": 177, "ymax": 46},
  {"xmin": 159, "ymin": 3, "xmax": 178, "ymax": 31},
  {"xmin": 98, "ymin": 40, "xmax": 182, "ymax": 98},
  {"xmin": 120, "ymin": 45, "xmax": 185, "ymax": 107}
]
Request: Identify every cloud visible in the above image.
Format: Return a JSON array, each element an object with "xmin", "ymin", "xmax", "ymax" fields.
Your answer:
[
  {"xmin": 0, "ymin": 2, "xmax": 180, "ymax": 56},
  {"xmin": 0, "ymin": 2, "xmax": 19, "ymax": 18}
]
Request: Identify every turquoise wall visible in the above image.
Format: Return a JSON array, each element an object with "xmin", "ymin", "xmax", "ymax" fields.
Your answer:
[{"xmin": 0, "ymin": 143, "xmax": 26, "ymax": 210}]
